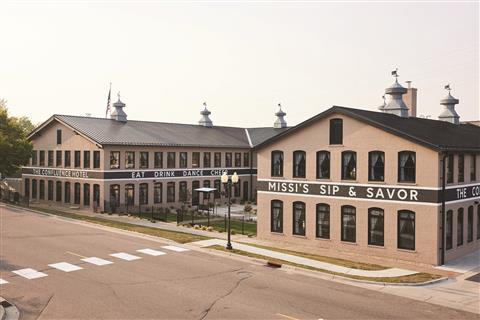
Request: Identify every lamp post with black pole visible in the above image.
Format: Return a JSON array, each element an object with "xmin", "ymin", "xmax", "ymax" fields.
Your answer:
[{"xmin": 221, "ymin": 171, "xmax": 238, "ymax": 250}]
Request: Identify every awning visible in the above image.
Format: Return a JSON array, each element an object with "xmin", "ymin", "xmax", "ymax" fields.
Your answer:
[{"xmin": 194, "ymin": 187, "xmax": 217, "ymax": 193}]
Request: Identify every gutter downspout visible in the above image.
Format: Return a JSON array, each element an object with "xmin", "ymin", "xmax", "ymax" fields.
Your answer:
[
  {"xmin": 440, "ymin": 152, "xmax": 448, "ymax": 266},
  {"xmin": 249, "ymin": 149, "xmax": 253, "ymax": 201}
]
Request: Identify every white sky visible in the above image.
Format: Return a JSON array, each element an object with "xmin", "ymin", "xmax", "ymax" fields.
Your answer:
[{"xmin": 1, "ymin": 0, "xmax": 478, "ymax": 127}]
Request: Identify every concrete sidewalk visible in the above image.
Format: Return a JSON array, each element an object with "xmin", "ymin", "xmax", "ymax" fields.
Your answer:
[{"xmin": 191, "ymin": 238, "xmax": 418, "ymax": 277}]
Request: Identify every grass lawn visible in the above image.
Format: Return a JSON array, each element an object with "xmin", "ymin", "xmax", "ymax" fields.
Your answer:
[
  {"xmin": 209, "ymin": 245, "xmax": 441, "ymax": 284},
  {"xmin": 208, "ymin": 219, "xmax": 257, "ymax": 236},
  {"xmin": 14, "ymin": 204, "xmax": 210, "ymax": 244}
]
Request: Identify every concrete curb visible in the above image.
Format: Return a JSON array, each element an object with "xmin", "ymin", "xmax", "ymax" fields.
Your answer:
[{"xmin": 0, "ymin": 298, "xmax": 20, "ymax": 320}]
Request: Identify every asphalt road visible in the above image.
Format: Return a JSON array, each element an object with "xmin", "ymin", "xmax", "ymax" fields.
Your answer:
[{"xmin": 0, "ymin": 205, "xmax": 476, "ymax": 320}]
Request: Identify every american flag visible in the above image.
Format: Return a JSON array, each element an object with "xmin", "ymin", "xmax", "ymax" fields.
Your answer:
[{"xmin": 105, "ymin": 83, "xmax": 112, "ymax": 118}]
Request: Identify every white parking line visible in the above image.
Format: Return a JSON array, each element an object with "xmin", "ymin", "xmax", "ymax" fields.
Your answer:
[
  {"xmin": 12, "ymin": 268, "xmax": 48, "ymax": 280},
  {"xmin": 81, "ymin": 257, "xmax": 114, "ymax": 266},
  {"xmin": 0, "ymin": 278, "xmax": 9, "ymax": 284},
  {"xmin": 162, "ymin": 245, "xmax": 190, "ymax": 252},
  {"xmin": 49, "ymin": 262, "xmax": 83, "ymax": 272},
  {"xmin": 110, "ymin": 252, "xmax": 142, "ymax": 261},
  {"xmin": 137, "ymin": 248, "xmax": 166, "ymax": 256}
]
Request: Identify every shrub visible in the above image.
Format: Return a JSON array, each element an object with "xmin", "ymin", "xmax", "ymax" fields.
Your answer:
[
  {"xmin": 231, "ymin": 230, "xmax": 237, "ymax": 235},
  {"xmin": 193, "ymin": 224, "xmax": 200, "ymax": 229},
  {"xmin": 207, "ymin": 226, "xmax": 213, "ymax": 232},
  {"xmin": 244, "ymin": 204, "xmax": 252, "ymax": 213}
]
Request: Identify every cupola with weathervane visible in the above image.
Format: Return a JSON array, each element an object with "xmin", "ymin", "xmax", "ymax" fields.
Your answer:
[
  {"xmin": 274, "ymin": 103, "xmax": 287, "ymax": 128},
  {"xmin": 110, "ymin": 92, "xmax": 127, "ymax": 122},
  {"xmin": 438, "ymin": 84, "xmax": 460, "ymax": 124},
  {"xmin": 199, "ymin": 102, "xmax": 213, "ymax": 127},
  {"xmin": 383, "ymin": 69, "xmax": 409, "ymax": 117}
]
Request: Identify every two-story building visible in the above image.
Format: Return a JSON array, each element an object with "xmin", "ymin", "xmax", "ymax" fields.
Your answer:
[{"xmin": 255, "ymin": 80, "xmax": 480, "ymax": 266}]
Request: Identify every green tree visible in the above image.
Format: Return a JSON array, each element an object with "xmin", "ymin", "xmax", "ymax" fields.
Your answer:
[{"xmin": 0, "ymin": 99, "xmax": 33, "ymax": 178}]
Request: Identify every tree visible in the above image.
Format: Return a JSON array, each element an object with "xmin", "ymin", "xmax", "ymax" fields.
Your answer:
[{"xmin": 0, "ymin": 99, "xmax": 33, "ymax": 178}]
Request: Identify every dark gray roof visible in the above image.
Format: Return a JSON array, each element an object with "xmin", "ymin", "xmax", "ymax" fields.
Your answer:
[
  {"xmin": 30, "ymin": 115, "xmax": 286, "ymax": 149},
  {"xmin": 256, "ymin": 106, "xmax": 480, "ymax": 152}
]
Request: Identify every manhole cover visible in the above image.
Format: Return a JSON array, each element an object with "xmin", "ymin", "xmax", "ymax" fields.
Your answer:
[{"xmin": 465, "ymin": 273, "xmax": 480, "ymax": 283}]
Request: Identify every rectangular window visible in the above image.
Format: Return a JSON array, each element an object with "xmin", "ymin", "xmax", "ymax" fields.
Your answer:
[
  {"xmin": 47, "ymin": 180, "xmax": 54, "ymax": 201},
  {"xmin": 329, "ymin": 118, "xmax": 343, "ymax": 145},
  {"xmin": 203, "ymin": 152, "xmax": 211, "ymax": 168},
  {"xmin": 139, "ymin": 183, "xmax": 148, "ymax": 205},
  {"xmin": 140, "ymin": 152, "xmax": 149, "ymax": 169},
  {"xmin": 32, "ymin": 150, "xmax": 38, "ymax": 166},
  {"xmin": 235, "ymin": 153, "xmax": 242, "ymax": 167},
  {"xmin": 154, "ymin": 182, "xmax": 162, "ymax": 204},
  {"xmin": 316, "ymin": 204, "xmax": 330, "ymax": 239},
  {"xmin": 214, "ymin": 180, "xmax": 221, "ymax": 199},
  {"xmin": 167, "ymin": 182, "xmax": 175, "ymax": 202},
  {"xmin": 368, "ymin": 208, "xmax": 384, "ymax": 246},
  {"xmin": 48, "ymin": 150, "xmax": 54, "ymax": 167},
  {"xmin": 93, "ymin": 151, "xmax": 100, "ymax": 169},
  {"xmin": 56, "ymin": 150, "xmax": 62, "ymax": 167},
  {"xmin": 192, "ymin": 181, "xmax": 200, "ymax": 205},
  {"xmin": 447, "ymin": 154, "xmax": 454, "ymax": 183},
  {"xmin": 31, "ymin": 179, "xmax": 37, "ymax": 199},
  {"xmin": 225, "ymin": 153, "xmax": 232, "ymax": 167},
  {"xmin": 56, "ymin": 129, "xmax": 62, "ymax": 145},
  {"xmin": 83, "ymin": 151, "xmax": 90, "ymax": 168},
  {"xmin": 125, "ymin": 184, "xmax": 135, "ymax": 207},
  {"xmin": 167, "ymin": 152, "xmax": 176, "ymax": 169},
  {"xmin": 271, "ymin": 151, "xmax": 284, "ymax": 177},
  {"xmin": 467, "ymin": 206, "xmax": 473, "ymax": 243},
  {"xmin": 154, "ymin": 152, "xmax": 163, "ymax": 168},
  {"xmin": 83, "ymin": 184, "xmax": 90, "ymax": 206},
  {"xmin": 125, "ymin": 151, "xmax": 135, "ymax": 169},
  {"xmin": 293, "ymin": 151, "xmax": 306, "ymax": 178},
  {"xmin": 398, "ymin": 210, "xmax": 415, "ymax": 250},
  {"xmin": 39, "ymin": 151, "xmax": 45, "ymax": 166},
  {"xmin": 244, "ymin": 152, "xmax": 250, "ymax": 167},
  {"xmin": 214, "ymin": 152, "xmax": 221, "ymax": 167},
  {"xmin": 74, "ymin": 183, "xmax": 80, "ymax": 205},
  {"xmin": 179, "ymin": 152, "xmax": 187, "ymax": 168},
  {"xmin": 179, "ymin": 181, "xmax": 187, "ymax": 202},
  {"xmin": 342, "ymin": 151, "xmax": 356, "ymax": 180},
  {"xmin": 458, "ymin": 154, "xmax": 465, "ymax": 183},
  {"xmin": 446, "ymin": 210, "xmax": 453, "ymax": 250},
  {"xmin": 341, "ymin": 206, "xmax": 356, "ymax": 242},
  {"xmin": 471, "ymin": 154, "xmax": 476, "ymax": 181},
  {"xmin": 368, "ymin": 151, "xmax": 385, "ymax": 181},
  {"xmin": 93, "ymin": 184, "xmax": 100, "ymax": 207},
  {"xmin": 316, "ymin": 151, "xmax": 330, "ymax": 179},
  {"xmin": 39, "ymin": 180, "xmax": 45, "ymax": 200},
  {"xmin": 110, "ymin": 151, "xmax": 120, "ymax": 169},
  {"xmin": 192, "ymin": 152, "xmax": 200, "ymax": 168},
  {"xmin": 234, "ymin": 180, "xmax": 240, "ymax": 197},
  {"xmin": 293, "ymin": 202, "xmax": 306, "ymax": 236},
  {"xmin": 56, "ymin": 181, "xmax": 62, "ymax": 202},
  {"xmin": 271, "ymin": 200, "xmax": 283, "ymax": 233},
  {"xmin": 74, "ymin": 151, "xmax": 81, "ymax": 168},
  {"xmin": 64, "ymin": 182, "xmax": 70, "ymax": 203},
  {"xmin": 398, "ymin": 151, "xmax": 416, "ymax": 183},
  {"xmin": 64, "ymin": 151, "xmax": 71, "ymax": 167},
  {"xmin": 457, "ymin": 208, "xmax": 464, "ymax": 246}
]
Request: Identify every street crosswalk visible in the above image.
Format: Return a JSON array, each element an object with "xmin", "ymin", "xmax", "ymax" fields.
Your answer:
[{"xmin": 1, "ymin": 245, "xmax": 190, "ymax": 285}]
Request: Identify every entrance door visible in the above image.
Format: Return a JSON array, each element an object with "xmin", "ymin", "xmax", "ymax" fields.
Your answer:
[{"xmin": 110, "ymin": 184, "xmax": 120, "ymax": 212}]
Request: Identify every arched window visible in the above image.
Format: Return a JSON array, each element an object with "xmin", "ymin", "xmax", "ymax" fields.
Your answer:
[
  {"xmin": 74, "ymin": 182, "xmax": 81, "ymax": 204},
  {"xmin": 271, "ymin": 151, "xmax": 284, "ymax": 177},
  {"xmin": 64, "ymin": 182, "xmax": 71, "ymax": 203},
  {"xmin": 457, "ymin": 208, "xmax": 464, "ymax": 246},
  {"xmin": 446, "ymin": 210, "xmax": 453, "ymax": 250},
  {"xmin": 368, "ymin": 151, "xmax": 385, "ymax": 181},
  {"xmin": 398, "ymin": 151, "xmax": 416, "ymax": 183},
  {"xmin": 341, "ymin": 151, "xmax": 356, "ymax": 180},
  {"xmin": 31, "ymin": 179, "xmax": 37, "ymax": 199},
  {"xmin": 83, "ymin": 183, "xmax": 90, "ymax": 206},
  {"xmin": 179, "ymin": 181, "xmax": 188, "ymax": 202},
  {"xmin": 293, "ymin": 151, "xmax": 306, "ymax": 178},
  {"xmin": 167, "ymin": 182, "xmax": 175, "ymax": 203},
  {"xmin": 316, "ymin": 151, "xmax": 330, "ymax": 179},
  {"xmin": 341, "ymin": 205, "xmax": 356, "ymax": 242},
  {"xmin": 316, "ymin": 204, "xmax": 330, "ymax": 239},
  {"xmin": 39, "ymin": 180, "xmax": 45, "ymax": 200},
  {"xmin": 398, "ymin": 210, "xmax": 415, "ymax": 250},
  {"xmin": 293, "ymin": 201, "xmax": 306, "ymax": 236},
  {"xmin": 368, "ymin": 208, "xmax": 384, "ymax": 246},
  {"xmin": 139, "ymin": 183, "xmax": 149, "ymax": 205},
  {"xmin": 468, "ymin": 206, "xmax": 473, "ymax": 243},
  {"xmin": 56, "ymin": 181, "xmax": 62, "ymax": 202},
  {"xmin": 154, "ymin": 182, "xmax": 162, "ymax": 204},
  {"xmin": 125, "ymin": 184, "xmax": 135, "ymax": 207},
  {"xmin": 93, "ymin": 184, "xmax": 100, "ymax": 207},
  {"xmin": 47, "ymin": 180, "xmax": 54, "ymax": 201},
  {"xmin": 110, "ymin": 184, "xmax": 120, "ymax": 207},
  {"xmin": 271, "ymin": 200, "xmax": 283, "ymax": 233}
]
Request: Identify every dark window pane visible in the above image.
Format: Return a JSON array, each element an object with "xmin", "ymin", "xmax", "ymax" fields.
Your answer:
[
  {"xmin": 368, "ymin": 208, "xmax": 384, "ymax": 246},
  {"xmin": 271, "ymin": 200, "xmax": 283, "ymax": 233},
  {"xmin": 83, "ymin": 151, "xmax": 90, "ymax": 168},
  {"xmin": 93, "ymin": 151, "xmax": 100, "ymax": 169},
  {"xmin": 467, "ymin": 206, "xmax": 473, "ymax": 242},
  {"xmin": 293, "ymin": 151, "xmax": 306, "ymax": 178},
  {"xmin": 316, "ymin": 151, "xmax": 330, "ymax": 179},
  {"xmin": 235, "ymin": 153, "xmax": 241, "ymax": 167},
  {"xmin": 75, "ymin": 151, "xmax": 81, "ymax": 168},
  {"xmin": 125, "ymin": 184, "xmax": 135, "ymax": 206},
  {"xmin": 293, "ymin": 202, "xmax": 306, "ymax": 236},
  {"xmin": 154, "ymin": 152, "xmax": 163, "ymax": 168},
  {"xmin": 56, "ymin": 129, "xmax": 62, "ymax": 145},
  {"xmin": 369, "ymin": 151, "xmax": 385, "ymax": 181},
  {"xmin": 64, "ymin": 151, "xmax": 71, "ymax": 167},
  {"xmin": 167, "ymin": 182, "xmax": 175, "ymax": 202},
  {"xmin": 458, "ymin": 154, "xmax": 465, "ymax": 182},
  {"xmin": 244, "ymin": 153, "xmax": 250, "ymax": 167},
  {"xmin": 398, "ymin": 210, "xmax": 415, "ymax": 250},
  {"xmin": 470, "ymin": 154, "xmax": 476, "ymax": 181},
  {"xmin": 125, "ymin": 151, "xmax": 135, "ymax": 169},
  {"xmin": 47, "ymin": 180, "xmax": 53, "ymax": 201},
  {"xmin": 64, "ymin": 182, "xmax": 70, "ymax": 203},
  {"xmin": 341, "ymin": 206, "xmax": 356, "ymax": 242},
  {"xmin": 48, "ymin": 150, "xmax": 54, "ymax": 167},
  {"xmin": 192, "ymin": 181, "xmax": 199, "ymax": 205},
  {"xmin": 214, "ymin": 153, "xmax": 221, "ymax": 168},
  {"xmin": 316, "ymin": 204, "xmax": 330, "ymax": 239},
  {"xmin": 271, "ymin": 151, "xmax": 284, "ymax": 177},
  {"xmin": 342, "ymin": 151, "xmax": 356, "ymax": 180},
  {"xmin": 39, "ymin": 180, "xmax": 45, "ymax": 200},
  {"xmin": 226, "ymin": 153, "xmax": 232, "ymax": 167},
  {"xmin": 83, "ymin": 184, "xmax": 90, "ymax": 206},
  {"xmin": 214, "ymin": 180, "xmax": 221, "ymax": 199},
  {"xmin": 179, "ymin": 181, "xmax": 188, "ymax": 202},
  {"xmin": 56, "ymin": 150, "xmax": 62, "ymax": 167},
  {"xmin": 203, "ymin": 152, "xmax": 211, "ymax": 168},
  {"xmin": 39, "ymin": 151, "xmax": 45, "ymax": 166},
  {"xmin": 110, "ymin": 151, "xmax": 120, "ymax": 169},
  {"xmin": 93, "ymin": 184, "xmax": 100, "ymax": 207},
  {"xmin": 32, "ymin": 179, "xmax": 37, "ymax": 199},
  {"xmin": 110, "ymin": 184, "xmax": 120, "ymax": 207},
  {"xmin": 56, "ymin": 181, "xmax": 62, "ymax": 202},
  {"xmin": 398, "ymin": 151, "xmax": 416, "ymax": 183},
  {"xmin": 139, "ymin": 183, "xmax": 148, "ymax": 205},
  {"xmin": 179, "ymin": 152, "xmax": 187, "ymax": 168},
  {"xmin": 167, "ymin": 152, "xmax": 176, "ymax": 169},
  {"xmin": 447, "ymin": 154, "xmax": 454, "ymax": 183},
  {"xmin": 192, "ymin": 152, "xmax": 200, "ymax": 168},
  {"xmin": 457, "ymin": 208, "xmax": 464, "ymax": 246},
  {"xmin": 446, "ymin": 210, "xmax": 453, "ymax": 250},
  {"xmin": 329, "ymin": 118, "xmax": 343, "ymax": 145},
  {"xmin": 140, "ymin": 152, "xmax": 149, "ymax": 169},
  {"xmin": 31, "ymin": 150, "xmax": 37, "ymax": 166},
  {"xmin": 154, "ymin": 183, "xmax": 162, "ymax": 203},
  {"xmin": 74, "ymin": 183, "xmax": 80, "ymax": 204}
]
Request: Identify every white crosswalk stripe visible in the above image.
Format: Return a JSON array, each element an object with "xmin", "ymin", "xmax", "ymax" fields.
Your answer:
[
  {"xmin": 162, "ymin": 245, "xmax": 190, "ymax": 252},
  {"xmin": 49, "ymin": 262, "xmax": 83, "ymax": 272},
  {"xmin": 0, "ymin": 278, "xmax": 9, "ymax": 284},
  {"xmin": 12, "ymin": 268, "xmax": 48, "ymax": 280},
  {"xmin": 110, "ymin": 252, "xmax": 142, "ymax": 261},
  {"xmin": 81, "ymin": 257, "xmax": 114, "ymax": 266},
  {"xmin": 137, "ymin": 248, "xmax": 166, "ymax": 256}
]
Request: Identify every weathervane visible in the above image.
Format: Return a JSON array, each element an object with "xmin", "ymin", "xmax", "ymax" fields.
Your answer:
[
  {"xmin": 444, "ymin": 84, "xmax": 451, "ymax": 93},
  {"xmin": 117, "ymin": 91, "xmax": 121, "ymax": 101},
  {"xmin": 391, "ymin": 68, "xmax": 399, "ymax": 78}
]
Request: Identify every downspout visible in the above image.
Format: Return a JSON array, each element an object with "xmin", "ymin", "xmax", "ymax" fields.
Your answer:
[
  {"xmin": 440, "ymin": 152, "xmax": 448, "ymax": 266},
  {"xmin": 249, "ymin": 149, "xmax": 253, "ymax": 201}
]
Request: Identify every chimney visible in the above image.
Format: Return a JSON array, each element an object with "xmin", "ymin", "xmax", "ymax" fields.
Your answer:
[
  {"xmin": 438, "ymin": 85, "xmax": 460, "ymax": 124},
  {"xmin": 383, "ymin": 69, "xmax": 409, "ymax": 117},
  {"xmin": 274, "ymin": 103, "xmax": 287, "ymax": 128},
  {"xmin": 110, "ymin": 92, "xmax": 127, "ymax": 122},
  {"xmin": 403, "ymin": 81, "xmax": 417, "ymax": 117},
  {"xmin": 377, "ymin": 95, "xmax": 386, "ymax": 111},
  {"xmin": 199, "ymin": 102, "xmax": 213, "ymax": 127}
]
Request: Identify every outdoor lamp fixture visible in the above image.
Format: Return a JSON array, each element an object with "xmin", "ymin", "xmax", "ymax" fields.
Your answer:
[{"xmin": 221, "ymin": 171, "xmax": 239, "ymax": 250}]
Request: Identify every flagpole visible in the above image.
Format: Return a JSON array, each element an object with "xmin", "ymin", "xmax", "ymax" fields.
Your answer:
[{"xmin": 106, "ymin": 82, "xmax": 112, "ymax": 118}]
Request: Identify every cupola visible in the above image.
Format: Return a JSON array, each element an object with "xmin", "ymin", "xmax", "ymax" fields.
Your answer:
[
  {"xmin": 110, "ymin": 92, "xmax": 127, "ymax": 122},
  {"xmin": 438, "ymin": 85, "xmax": 460, "ymax": 124},
  {"xmin": 274, "ymin": 103, "xmax": 287, "ymax": 128},
  {"xmin": 199, "ymin": 102, "xmax": 213, "ymax": 127},
  {"xmin": 383, "ymin": 69, "xmax": 409, "ymax": 117}
]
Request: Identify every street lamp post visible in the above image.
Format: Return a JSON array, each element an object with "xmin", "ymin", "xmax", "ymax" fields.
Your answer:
[{"xmin": 221, "ymin": 171, "xmax": 239, "ymax": 250}]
